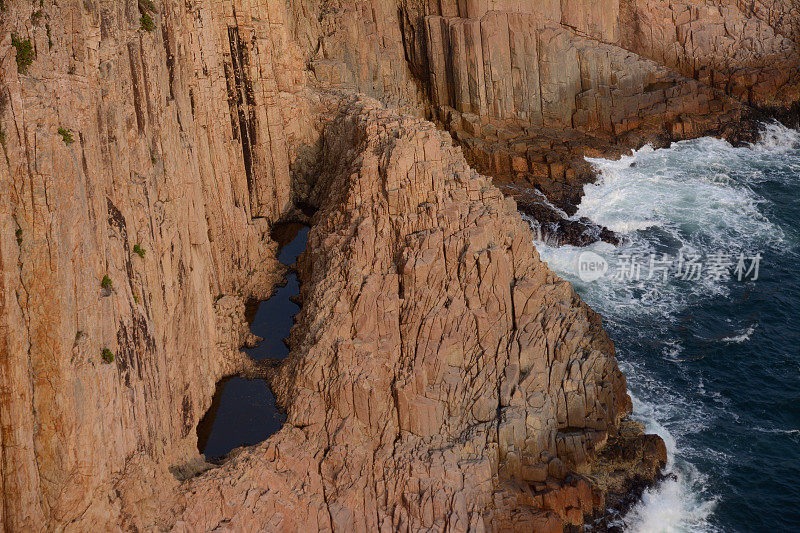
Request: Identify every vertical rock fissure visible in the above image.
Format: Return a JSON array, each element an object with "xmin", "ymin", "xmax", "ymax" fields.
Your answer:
[
  {"xmin": 127, "ymin": 43, "xmax": 145, "ymax": 134},
  {"xmin": 226, "ymin": 25, "xmax": 256, "ymax": 199}
]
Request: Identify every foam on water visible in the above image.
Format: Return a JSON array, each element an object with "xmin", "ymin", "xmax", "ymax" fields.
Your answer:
[
  {"xmin": 620, "ymin": 384, "xmax": 722, "ymax": 533},
  {"xmin": 719, "ymin": 324, "xmax": 757, "ymax": 344},
  {"xmin": 531, "ymin": 123, "xmax": 800, "ymax": 532},
  {"xmin": 753, "ymin": 121, "xmax": 800, "ymax": 153}
]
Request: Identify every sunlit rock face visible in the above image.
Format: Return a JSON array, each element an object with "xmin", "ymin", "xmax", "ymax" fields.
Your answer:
[{"xmin": 0, "ymin": 0, "xmax": 795, "ymax": 530}]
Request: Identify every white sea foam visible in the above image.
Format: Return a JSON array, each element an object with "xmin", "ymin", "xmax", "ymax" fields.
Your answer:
[
  {"xmin": 579, "ymin": 139, "xmax": 781, "ymax": 253},
  {"xmin": 662, "ymin": 341, "xmax": 684, "ymax": 362},
  {"xmin": 619, "ymin": 391, "xmax": 721, "ymax": 533},
  {"xmin": 752, "ymin": 427, "xmax": 800, "ymax": 437},
  {"xmin": 624, "ymin": 475, "xmax": 720, "ymax": 533},
  {"xmin": 537, "ymin": 134, "xmax": 785, "ymax": 325},
  {"xmin": 530, "ymin": 124, "xmax": 799, "ymax": 532},
  {"xmin": 720, "ymin": 324, "xmax": 757, "ymax": 344},
  {"xmin": 752, "ymin": 121, "xmax": 800, "ymax": 152}
]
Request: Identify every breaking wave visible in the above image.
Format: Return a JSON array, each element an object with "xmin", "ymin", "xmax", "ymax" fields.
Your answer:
[{"xmin": 531, "ymin": 122, "xmax": 800, "ymax": 531}]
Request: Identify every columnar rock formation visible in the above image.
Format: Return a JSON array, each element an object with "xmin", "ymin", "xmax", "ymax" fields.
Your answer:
[
  {"xmin": 173, "ymin": 96, "xmax": 661, "ymax": 531},
  {"xmin": 0, "ymin": 0, "xmax": 797, "ymax": 531},
  {"xmin": 620, "ymin": 0, "xmax": 800, "ymax": 111},
  {"xmin": 0, "ymin": 0, "xmax": 312, "ymax": 528},
  {"xmin": 399, "ymin": 0, "xmax": 799, "ymax": 237},
  {"xmin": 406, "ymin": 0, "xmax": 798, "ymax": 126}
]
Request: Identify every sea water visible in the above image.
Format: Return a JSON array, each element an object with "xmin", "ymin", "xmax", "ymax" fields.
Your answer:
[{"xmin": 532, "ymin": 123, "xmax": 800, "ymax": 532}]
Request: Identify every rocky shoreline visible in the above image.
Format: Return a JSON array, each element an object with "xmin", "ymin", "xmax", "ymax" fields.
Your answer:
[{"xmin": 1, "ymin": 0, "xmax": 797, "ymax": 531}]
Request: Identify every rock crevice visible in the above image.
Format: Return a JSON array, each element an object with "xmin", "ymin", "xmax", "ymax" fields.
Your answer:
[{"xmin": 173, "ymin": 95, "xmax": 660, "ymax": 531}]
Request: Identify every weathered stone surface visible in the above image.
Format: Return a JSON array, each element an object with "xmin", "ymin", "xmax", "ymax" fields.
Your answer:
[
  {"xmin": 620, "ymin": 0, "xmax": 800, "ymax": 111},
  {"xmin": 172, "ymin": 96, "xmax": 637, "ymax": 530},
  {"xmin": 0, "ymin": 0, "xmax": 307, "ymax": 528},
  {"xmin": 1, "ymin": 0, "xmax": 798, "ymax": 530},
  {"xmin": 561, "ymin": 0, "xmax": 620, "ymax": 42},
  {"xmin": 736, "ymin": 0, "xmax": 800, "ymax": 43},
  {"xmin": 416, "ymin": 0, "xmax": 799, "ymax": 240}
]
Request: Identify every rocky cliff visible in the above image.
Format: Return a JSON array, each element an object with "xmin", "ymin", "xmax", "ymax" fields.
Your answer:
[
  {"xmin": 401, "ymin": 0, "xmax": 799, "ymax": 241},
  {"xmin": 0, "ymin": 0, "xmax": 796, "ymax": 531}
]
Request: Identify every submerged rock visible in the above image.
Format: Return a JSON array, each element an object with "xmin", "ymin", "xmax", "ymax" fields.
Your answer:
[{"xmin": 509, "ymin": 186, "xmax": 620, "ymax": 247}]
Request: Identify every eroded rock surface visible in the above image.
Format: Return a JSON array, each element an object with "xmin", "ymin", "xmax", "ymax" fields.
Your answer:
[
  {"xmin": 0, "ymin": 0, "xmax": 309, "ymax": 528},
  {"xmin": 172, "ymin": 96, "xmax": 653, "ymax": 531},
  {"xmin": 620, "ymin": 0, "xmax": 800, "ymax": 112},
  {"xmin": 0, "ymin": 0, "xmax": 797, "ymax": 531},
  {"xmin": 401, "ymin": 0, "xmax": 799, "ymax": 239}
]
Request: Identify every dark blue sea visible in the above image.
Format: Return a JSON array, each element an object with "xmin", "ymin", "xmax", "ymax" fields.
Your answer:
[{"xmin": 534, "ymin": 123, "xmax": 800, "ymax": 532}]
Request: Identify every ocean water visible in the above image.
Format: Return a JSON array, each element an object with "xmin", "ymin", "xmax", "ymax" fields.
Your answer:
[{"xmin": 532, "ymin": 123, "xmax": 800, "ymax": 532}]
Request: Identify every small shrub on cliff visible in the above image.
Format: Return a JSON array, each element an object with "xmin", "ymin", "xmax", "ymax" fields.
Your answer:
[
  {"xmin": 133, "ymin": 244, "xmax": 145, "ymax": 258},
  {"xmin": 139, "ymin": 0, "xmax": 156, "ymax": 12},
  {"xmin": 15, "ymin": 228, "xmax": 22, "ymax": 245},
  {"xmin": 101, "ymin": 348, "xmax": 115, "ymax": 364},
  {"xmin": 74, "ymin": 331, "xmax": 86, "ymax": 347},
  {"xmin": 140, "ymin": 13, "xmax": 155, "ymax": 32},
  {"xmin": 58, "ymin": 127, "xmax": 74, "ymax": 146},
  {"xmin": 11, "ymin": 34, "xmax": 35, "ymax": 74},
  {"xmin": 101, "ymin": 275, "xmax": 112, "ymax": 290}
]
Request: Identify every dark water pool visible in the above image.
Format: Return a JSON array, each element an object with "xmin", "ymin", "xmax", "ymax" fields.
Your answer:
[
  {"xmin": 244, "ymin": 225, "xmax": 308, "ymax": 361},
  {"xmin": 197, "ymin": 225, "xmax": 308, "ymax": 459},
  {"xmin": 196, "ymin": 377, "xmax": 286, "ymax": 458}
]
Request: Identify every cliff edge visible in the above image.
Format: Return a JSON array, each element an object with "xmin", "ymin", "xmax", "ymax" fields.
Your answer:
[{"xmin": 0, "ymin": 0, "xmax": 796, "ymax": 531}]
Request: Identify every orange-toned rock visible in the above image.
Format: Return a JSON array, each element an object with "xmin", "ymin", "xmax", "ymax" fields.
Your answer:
[
  {"xmin": 0, "ymin": 0, "xmax": 306, "ymax": 528},
  {"xmin": 619, "ymin": 0, "xmax": 800, "ymax": 111},
  {"xmin": 1, "ymin": 0, "xmax": 797, "ymax": 530},
  {"xmin": 411, "ymin": 0, "xmax": 798, "ymax": 241},
  {"xmin": 170, "ymin": 95, "xmax": 641, "ymax": 530}
]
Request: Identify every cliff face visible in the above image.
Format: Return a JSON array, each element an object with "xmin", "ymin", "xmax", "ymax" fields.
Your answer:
[
  {"xmin": 0, "ymin": 0, "xmax": 796, "ymax": 531},
  {"xmin": 0, "ymin": 1, "xmax": 311, "ymax": 528},
  {"xmin": 398, "ymin": 0, "xmax": 799, "ymax": 238},
  {"xmin": 173, "ymin": 96, "xmax": 646, "ymax": 531},
  {"xmin": 620, "ymin": 0, "xmax": 800, "ymax": 111}
]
